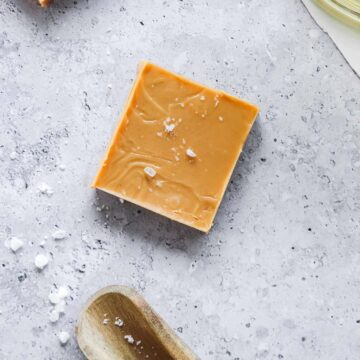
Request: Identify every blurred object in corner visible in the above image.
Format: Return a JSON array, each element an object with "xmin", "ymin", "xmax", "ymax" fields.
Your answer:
[
  {"xmin": 303, "ymin": 0, "xmax": 360, "ymax": 76},
  {"xmin": 39, "ymin": 0, "xmax": 52, "ymax": 6},
  {"xmin": 313, "ymin": 0, "xmax": 360, "ymax": 29}
]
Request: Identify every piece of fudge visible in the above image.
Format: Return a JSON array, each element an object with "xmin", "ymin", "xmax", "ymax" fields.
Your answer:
[{"xmin": 93, "ymin": 61, "xmax": 259, "ymax": 232}]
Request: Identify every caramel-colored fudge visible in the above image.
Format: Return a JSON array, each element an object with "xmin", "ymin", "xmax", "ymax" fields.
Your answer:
[{"xmin": 93, "ymin": 62, "xmax": 259, "ymax": 232}]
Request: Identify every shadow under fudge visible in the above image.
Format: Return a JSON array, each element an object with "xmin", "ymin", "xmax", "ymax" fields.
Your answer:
[{"xmin": 93, "ymin": 114, "xmax": 262, "ymax": 249}]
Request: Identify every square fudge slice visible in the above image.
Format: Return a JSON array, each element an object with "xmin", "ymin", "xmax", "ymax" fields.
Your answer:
[{"xmin": 93, "ymin": 62, "xmax": 259, "ymax": 232}]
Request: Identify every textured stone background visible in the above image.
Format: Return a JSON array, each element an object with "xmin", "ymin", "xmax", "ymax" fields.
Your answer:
[{"xmin": 0, "ymin": 0, "xmax": 359, "ymax": 359}]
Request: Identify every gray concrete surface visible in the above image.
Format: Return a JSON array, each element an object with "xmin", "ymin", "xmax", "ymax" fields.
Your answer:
[{"xmin": 0, "ymin": 0, "xmax": 359, "ymax": 359}]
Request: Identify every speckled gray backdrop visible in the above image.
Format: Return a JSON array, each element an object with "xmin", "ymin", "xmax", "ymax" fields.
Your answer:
[{"xmin": 0, "ymin": 0, "xmax": 359, "ymax": 359}]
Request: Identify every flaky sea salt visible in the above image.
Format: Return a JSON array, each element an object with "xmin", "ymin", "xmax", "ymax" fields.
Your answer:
[
  {"xmin": 9, "ymin": 237, "xmax": 24, "ymax": 253},
  {"xmin": 103, "ymin": 318, "xmax": 110, "ymax": 325},
  {"xmin": 38, "ymin": 183, "xmax": 53, "ymax": 196},
  {"xmin": 49, "ymin": 286, "xmax": 70, "ymax": 305},
  {"xmin": 186, "ymin": 148, "xmax": 197, "ymax": 158},
  {"xmin": 57, "ymin": 286, "xmax": 70, "ymax": 298},
  {"xmin": 58, "ymin": 331, "xmax": 70, "ymax": 346},
  {"xmin": 124, "ymin": 335, "xmax": 134, "ymax": 344},
  {"xmin": 9, "ymin": 152, "xmax": 17, "ymax": 160},
  {"xmin": 49, "ymin": 292, "xmax": 60, "ymax": 305},
  {"xmin": 34, "ymin": 254, "xmax": 49, "ymax": 270},
  {"xmin": 114, "ymin": 318, "xmax": 124, "ymax": 327},
  {"xmin": 144, "ymin": 167, "xmax": 156, "ymax": 177},
  {"xmin": 119, "ymin": 198, "xmax": 125, "ymax": 204},
  {"xmin": 164, "ymin": 123, "xmax": 176, "ymax": 133},
  {"xmin": 52, "ymin": 229, "xmax": 67, "ymax": 240},
  {"xmin": 199, "ymin": 95, "xmax": 206, "ymax": 101},
  {"xmin": 49, "ymin": 309, "xmax": 60, "ymax": 323},
  {"xmin": 218, "ymin": 116, "xmax": 224, "ymax": 121}
]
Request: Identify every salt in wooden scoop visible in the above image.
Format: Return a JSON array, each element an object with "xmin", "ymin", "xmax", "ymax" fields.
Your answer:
[{"xmin": 76, "ymin": 285, "xmax": 200, "ymax": 360}]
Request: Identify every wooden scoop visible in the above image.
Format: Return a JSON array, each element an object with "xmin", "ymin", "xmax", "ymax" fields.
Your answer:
[{"xmin": 76, "ymin": 285, "xmax": 200, "ymax": 360}]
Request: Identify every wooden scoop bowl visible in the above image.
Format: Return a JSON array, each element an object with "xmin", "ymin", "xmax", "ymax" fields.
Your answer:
[{"xmin": 76, "ymin": 286, "xmax": 200, "ymax": 360}]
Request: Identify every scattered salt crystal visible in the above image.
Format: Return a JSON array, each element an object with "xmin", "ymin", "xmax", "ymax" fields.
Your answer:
[
  {"xmin": 218, "ymin": 116, "xmax": 224, "ymax": 121},
  {"xmin": 59, "ymin": 164, "xmax": 66, "ymax": 171},
  {"xmin": 52, "ymin": 229, "xmax": 67, "ymax": 240},
  {"xmin": 9, "ymin": 237, "xmax": 24, "ymax": 253},
  {"xmin": 38, "ymin": 183, "xmax": 53, "ymax": 197},
  {"xmin": 144, "ymin": 167, "xmax": 156, "ymax": 177},
  {"xmin": 35, "ymin": 254, "xmax": 49, "ymax": 270},
  {"xmin": 103, "ymin": 318, "xmax": 110, "ymax": 325},
  {"xmin": 49, "ymin": 292, "xmax": 60, "ymax": 305},
  {"xmin": 119, "ymin": 198, "xmax": 125, "ymax": 204},
  {"xmin": 57, "ymin": 286, "xmax": 70, "ymax": 299},
  {"xmin": 58, "ymin": 331, "xmax": 70, "ymax": 345},
  {"xmin": 124, "ymin": 335, "xmax": 135, "ymax": 344},
  {"xmin": 136, "ymin": 340, "xmax": 142, "ymax": 346},
  {"xmin": 199, "ymin": 95, "xmax": 206, "ymax": 101},
  {"xmin": 114, "ymin": 318, "xmax": 124, "ymax": 327},
  {"xmin": 49, "ymin": 309, "xmax": 60, "ymax": 323},
  {"xmin": 10, "ymin": 152, "xmax": 17, "ymax": 160},
  {"xmin": 186, "ymin": 148, "xmax": 197, "ymax": 158},
  {"xmin": 180, "ymin": 103, "xmax": 185, "ymax": 108},
  {"xmin": 214, "ymin": 95, "xmax": 220, "ymax": 107},
  {"xmin": 164, "ymin": 123, "xmax": 176, "ymax": 133}
]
